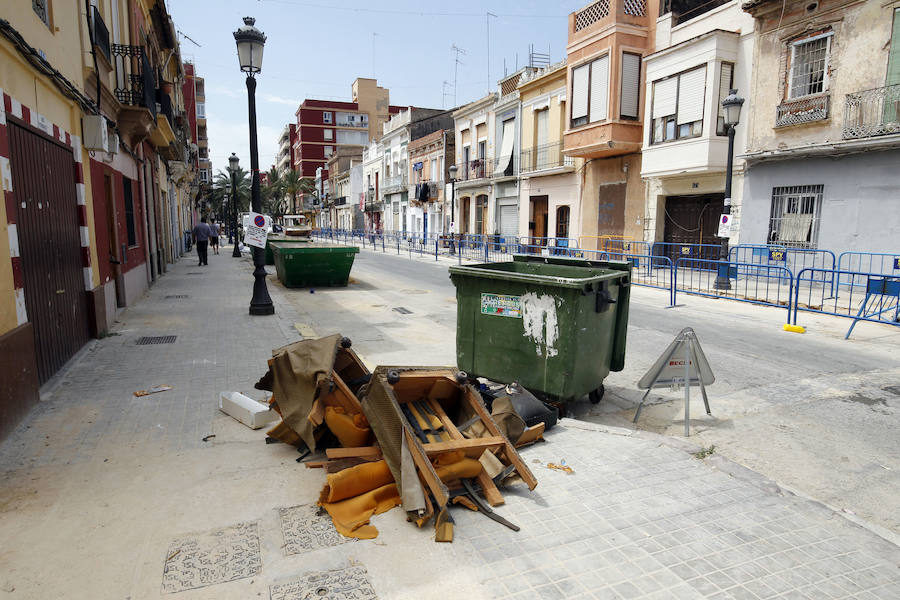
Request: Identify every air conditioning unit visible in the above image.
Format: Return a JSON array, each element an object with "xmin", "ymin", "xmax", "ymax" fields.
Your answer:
[{"xmin": 82, "ymin": 114, "xmax": 108, "ymax": 152}]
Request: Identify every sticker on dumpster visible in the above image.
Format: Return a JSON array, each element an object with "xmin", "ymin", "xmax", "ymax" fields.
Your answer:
[{"xmin": 481, "ymin": 293, "xmax": 522, "ymax": 318}]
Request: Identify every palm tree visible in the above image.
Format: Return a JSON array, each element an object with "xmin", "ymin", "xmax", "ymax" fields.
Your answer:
[
  {"xmin": 298, "ymin": 176, "xmax": 318, "ymax": 208},
  {"xmin": 281, "ymin": 170, "xmax": 302, "ymax": 214},
  {"xmin": 207, "ymin": 167, "xmax": 250, "ymax": 224},
  {"xmin": 262, "ymin": 167, "xmax": 287, "ymax": 220}
]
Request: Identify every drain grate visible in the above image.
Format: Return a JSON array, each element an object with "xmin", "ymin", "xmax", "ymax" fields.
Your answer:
[
  {"xmin": 136, "ymin": 335, "xmax": 177, "ymax": 345},
  {"xmin": 392, "ymin": 307, "xmax": 412, "ymax": 314},
  {"xmin": 187, "ymin": 271, "xmax": 205, "ymax": 275},
  {"xmin": 165, "ymin": 295, "xmax": 190, "ymax": 299}
]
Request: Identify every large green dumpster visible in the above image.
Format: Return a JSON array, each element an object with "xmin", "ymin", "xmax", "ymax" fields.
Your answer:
[
  {"xmin": 265, "ymin": 235, "xmax": 311, "ymax": 265},
  {"xmin": 449, "ymin": 257, "xmax": 631, "ymax": 404},
  {"xmin": 272, "ymin": 243, "xmax": 359, "ymax": 288}
]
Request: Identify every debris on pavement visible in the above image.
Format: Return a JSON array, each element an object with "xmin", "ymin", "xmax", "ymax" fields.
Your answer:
[
  {"xmin": 253, "ymin": 335, "xmax": 539, "ymax": 542},
  {"xmin": 547, "ymin": 462, "xmax": 575, "ymax": 475},
  {"xmin": 218, "ymin": 392, "xmax": 278, "ymax": 429},
  {"xmin": 202, "ymin": 434, "xmax": 216, "ymax": 442},
  {"xmin": 133, "ymin": 384, "xmax": 172, "ymax": 397}
]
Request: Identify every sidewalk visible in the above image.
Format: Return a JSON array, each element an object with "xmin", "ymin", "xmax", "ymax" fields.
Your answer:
[{"xmin": 0, "ymin": 246, "xmax": 898, "ymax": 599}]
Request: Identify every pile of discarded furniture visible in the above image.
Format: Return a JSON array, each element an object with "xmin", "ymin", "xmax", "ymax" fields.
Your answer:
[{"xmin": 255, "ymin": 333, "xmax": 549, "ymax": 542}]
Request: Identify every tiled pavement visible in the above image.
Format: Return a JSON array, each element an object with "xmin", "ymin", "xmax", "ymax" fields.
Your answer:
[{"xmin": 0, "ymin": 248, "xmax": 898, "ymax": 598}]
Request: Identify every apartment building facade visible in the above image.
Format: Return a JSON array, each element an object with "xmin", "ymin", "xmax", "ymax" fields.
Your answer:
[
  {"xmin": 408, "ymin": 129, "xmax": 454, "ymax": 236},
  {"xmin": 564, "ymin": 0, "xmax": 656, "ymax": 251},
  {"xmin": 738, "ymin": 0, "xmax": 900, "ymax": 253},
  {"xmin": 276, "ymin": 123, "xmax": 296, "ymax": 175},
  {"xmin": 517, "ymin": 61, "xmax": 583, "ymax": 243},
  {"xmin": 452, "ymin": 94, "xmax": 498, "ymax": 236},
  {"xmin": 291, "ymin": 78, "xmax": 402, "ymax": 178},
  {"xmin": 640, "ymin": 1, "xmax": 754, "ymax": 255},
  {"xmin": 0, "ymin": 0, "xmax": 197, "ymax": 439}
]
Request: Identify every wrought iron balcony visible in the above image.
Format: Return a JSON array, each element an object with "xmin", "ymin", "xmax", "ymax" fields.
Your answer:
[
  {"xmin": 572, "ymin": 0, "xmax": 646, "ymax": 33},
  {"xmin": 453, "ymin": 158, "xmax": 491, "ymax": 182},
  {"xmin": 843, "ymin": 84, "xmax": 900, "ymax": 140},
  {"xmin": 520, "ymin": 142, "xmax": 575, "ymax": 173},
  {"xmin": 492, "ymin": 154, "xmax": 519, "ymax": 178},
  {"xmin": 333, "ymin": 196, "xmax": 348, "ymax": 206},
  {"xmin": 412, "ymin": 181, "xmax": 441, "ymax": 202},
  {"xmin": 112, "ymin": 44, "xmax": 156, "ymax": 117},
  {"xmin": 775, "ymin": 94, "xmax": 829, "ymax": 128}
]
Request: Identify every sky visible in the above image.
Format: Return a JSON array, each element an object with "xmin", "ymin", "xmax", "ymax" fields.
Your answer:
[{"xmin": 167, "ymin": 0, "xmax": 590, "ymax": 177}]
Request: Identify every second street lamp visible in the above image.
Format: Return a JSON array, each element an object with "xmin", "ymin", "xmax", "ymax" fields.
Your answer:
[
  {"xmin": 234, "ymin": 17, "xmax": 274, "ymax": 315},
  {"xmin": 230, "ymin": 153, "xmax": 241, "ymax": 258},
  {"xmin": 714, "ymin": 88, "xmax": 745, "ymax": 291},
  {"xmin": 448, "ymin": 163, "xmax": 458, "ymax": 255}
]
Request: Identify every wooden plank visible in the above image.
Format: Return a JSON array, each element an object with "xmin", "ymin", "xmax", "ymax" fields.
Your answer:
[
  {"xmin": 326, "ymin": 445, "xmax": 382, "ymax": 459},
  {"xmin": 404, "ymin": 427, "xmax": 449, "ymax": 508},
  {"xmin": 421, "ymin": 436, "xmax": 506, "ymax": 454},
  {"xmin": 515, "ymin": 422, "xmax": 546, "ymax": 448},
  {"xmin": 424, "ymin": 397, "xmax": 504, "ymax": 507},
  {"xmin": 463, "ymin": 385, "xmax": 539, "ymax": 490},
  {"xmin": 304, "ymin": 461, "xmax": 327, "ymax": 468}
]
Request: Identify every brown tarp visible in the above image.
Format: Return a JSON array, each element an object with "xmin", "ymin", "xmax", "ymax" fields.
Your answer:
[{"xmin": 269, "ymin": 334, "xmax": 343, "ymax": 451}]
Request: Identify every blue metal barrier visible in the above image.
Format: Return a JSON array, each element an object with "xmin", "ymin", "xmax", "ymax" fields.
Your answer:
[
  {"xmin": 653, "ymin": 242, "xmax": 723, "ymax": 271},
  {"xmin": 793, "ymin": 268, "xmax": 900, "ymax": 337},
  {"xmin": 579, "ymin": 249, "xmax": 675, "ymax": 306},
  {"xmin": 836, "ymin": 252, "xmax": 900, "ymax": 288},
  {"xmin": 674, "ymin": 258, "xmax": 794, "ymax": 322}
]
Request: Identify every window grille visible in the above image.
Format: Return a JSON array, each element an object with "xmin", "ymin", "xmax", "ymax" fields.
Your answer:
[
  {"xmin": 623, "ymin": 0, "xmax": 646, "ymax": 17},
  {"xmin": 767, "ymin": 185, "xmax": 824, "ymax": 249},
  {"xmin": 790, "ymin": 35, "xmax": 830, "ymax": 99},
  {"xmin": 33, "ymin": 0, "xmax": 50, "ymax": 26}
]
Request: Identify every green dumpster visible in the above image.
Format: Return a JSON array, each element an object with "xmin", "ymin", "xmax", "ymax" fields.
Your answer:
[
  {"xmin": 265, "ymin": 235, "xmax": 311, "ymax": 265},
  {"xmin": 272, "ymin": 243, "xmax": 359, "ymax": 288},
  {"xmin": 449, "ymin": 257, "xmax": 631, "ymax": 405}
]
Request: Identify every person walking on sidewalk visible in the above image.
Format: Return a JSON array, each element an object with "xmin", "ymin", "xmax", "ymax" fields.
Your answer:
[
  {"xmin": 192, "ymin": 217, "xmax": 212, "ymax": 266},
  {"xmin": 208, "ymin": 219, "xmax": 220, "ymax": 255}
]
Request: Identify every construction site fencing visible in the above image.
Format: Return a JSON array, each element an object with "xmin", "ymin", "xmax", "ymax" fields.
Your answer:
[
  {"xmin": 793, "ymin": 268, "xmax": 900, "ymax": 337},
  {"xmin": 674, "ymin": 258, "xmax": 794, "ymax": 322},
  {"xmin": 836, "ymin": 252, "xmax": 900, "ymax": 288}
]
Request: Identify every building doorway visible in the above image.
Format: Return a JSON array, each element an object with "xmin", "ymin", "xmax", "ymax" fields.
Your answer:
[
  {"xmin": 529, "ymin": 195, "xmax": 548, "ymax": 242},
  {"xmin": 661, "ymin": 193, "xmax": 725, "ymax": 261}
]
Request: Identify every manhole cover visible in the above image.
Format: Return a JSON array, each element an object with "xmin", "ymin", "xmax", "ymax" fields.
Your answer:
[
  {"xmin": 278, "ymin": 505, "xmax": 352, "ymax": 555},
  {"xmin": 161, "ymin": 522, "xmax": 261, "ymax": 593},
  {"xmin": 136, "ymin": 336, "xmax": 177, "ymax": 345},
  {"xmin": 269, "ymin": 566, "xmax": 376, "ymax": 600},
  {"xmin": 165, "ymin": 295, "xmax": 190, "ymax": 299},
  {"xmin": 392, "ymin": 307, "xmax": 412, "ymax": 314}
]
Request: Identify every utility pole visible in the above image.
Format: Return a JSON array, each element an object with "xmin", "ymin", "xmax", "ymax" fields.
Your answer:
[
  {"xmin": 450, "ymin": 44, "xmax": 466, "ymax": 107},
  {"xmin": 372, "ymin": 33, "xmax": 377, "ymax": 79},
  {"xmin": 442, "ymin": 81, "xmax": 453, "ymax": 109},
  {"xmin": 486, "ymin": 12, "xmax": 497, "ymax": 94}
]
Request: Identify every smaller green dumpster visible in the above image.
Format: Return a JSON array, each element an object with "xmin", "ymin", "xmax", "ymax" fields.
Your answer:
[
  {"xmin": 272, "ymin": 243, "xmax": 359, "ymax": 288},
  {"xmin": 449, "ymin": 257, "xmax": 631, "ymax": 405},
  {"xmin": 265, "ymin": 235, "xmax": 311, "ymax": 265}
]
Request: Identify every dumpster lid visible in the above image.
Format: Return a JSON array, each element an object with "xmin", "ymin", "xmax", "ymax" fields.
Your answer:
[{"xmin": 449, "ymin": 260, "xmax": 629, "ymax": 289}]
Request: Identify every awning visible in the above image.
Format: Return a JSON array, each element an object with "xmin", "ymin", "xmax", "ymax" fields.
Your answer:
[{"xmin": 494, "ymin": 119, "xmax": 515, "ymax": 176}]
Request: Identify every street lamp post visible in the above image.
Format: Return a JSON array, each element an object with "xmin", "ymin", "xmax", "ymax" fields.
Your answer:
[
  {"xmin": 714, "ymin": 89, "xmax": 745, "ymax": 291},
  {"xmin": 230, "ymin": 153, "xmax": 242, "ymax": 258},
  {"xmin": 448, "ymin": 164, "xmax": 457, "ymax": 255},
  {"xmin": 234, "ymin": 17, "xmax": 274, "ymax": 315}
]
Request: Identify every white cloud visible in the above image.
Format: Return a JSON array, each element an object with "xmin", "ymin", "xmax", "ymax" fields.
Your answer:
[
  {"xmin": 205, "ymin": 114, "xmax": 282, "ymax": 175},
  {"xmin": 211, "ymin": 86, "xmax": 239, "ymax": 98},
  {"xmin": 263, "ymin": 94, "xmax": 300, "ymax": 106}
]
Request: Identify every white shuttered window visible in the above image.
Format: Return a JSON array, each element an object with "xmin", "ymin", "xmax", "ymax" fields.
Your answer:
[
  {"xmin": 676, "ymin": 67, "xmax": 706, "ymax": 124},
  {"xmin": 620, "ymin": 52, "xmax": 641, "ymax": 119},
  {"xmin": 717, "ymin": 62, "xmax": 734, "ymax": 135},
  {"xmin": 571, "ymin": 64, "xmax": 589, "ymax": 123},
  {"xmin": 652, "ymin": 78, "xmax": 677, "ymax": 118},
  {"xmin": 589, "ymin": 55, "xmax": 609, "ymax": 123}
]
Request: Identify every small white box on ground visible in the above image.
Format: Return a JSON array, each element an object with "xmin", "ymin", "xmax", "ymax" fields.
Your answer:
[{"xmin": 218, "ymin": 392, "xmax": 277, "ymax": 429}]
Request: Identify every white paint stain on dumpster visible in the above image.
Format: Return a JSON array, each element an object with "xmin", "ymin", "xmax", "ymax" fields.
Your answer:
[{"xmin": 521, "ymin": 293, "xmax": 559, "ymax": 357}]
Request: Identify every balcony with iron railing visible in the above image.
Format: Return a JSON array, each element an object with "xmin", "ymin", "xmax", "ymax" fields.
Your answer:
[
  {"xmin": 520, "ymin": 142, "xmax": 575, "ymax": 173},
  {"xmin": 112, "ymin": 44, "xmax": 156, "ymax": 143},
  {"xmin": 382, "ymin": 174, "xmax": 407, "ymax": 193},
  {"xmin": 843, "ymin": 84, "xmax": 900, "ymax": 140},
  {"xmin": 335, "ymin": 119, "xmax": 369, "ymax": 129},
  {"xmin": 411, "ymin": 181, "xmax": 442, "ymax": 202},
  {"xmin": 775, "ymin": 94, "xmax": 829, "ymax": 128},
  {"xmin": 491, "ymin": 154, "xmax": 519, "ymax": 179},
  {"xmin": 452, "ymin": 158, "xmax": 492, "ymax": 183}
]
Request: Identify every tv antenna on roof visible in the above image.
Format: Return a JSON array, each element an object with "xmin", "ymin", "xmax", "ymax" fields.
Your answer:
[
  {"xmin": 177, "ymin": 30, "xmax": 201, "ymax": 48},
  {"xmin": 450, "ymin": 44, "xmax": 466, "ymax": 107}
]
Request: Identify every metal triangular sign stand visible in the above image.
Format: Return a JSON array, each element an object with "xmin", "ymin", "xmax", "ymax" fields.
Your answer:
[{"xmin": 633, "ymin": 327, "xmax": 714, "ymax": 436}]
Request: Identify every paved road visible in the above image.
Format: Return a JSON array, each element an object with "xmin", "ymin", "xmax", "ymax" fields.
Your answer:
[
  {"xmin": 282, "ymin": 244, "xmax": 900, "ymax": 536},
  {"xmin": 0, "ymin": 246, "xmax": 897, "ymax": 599}
]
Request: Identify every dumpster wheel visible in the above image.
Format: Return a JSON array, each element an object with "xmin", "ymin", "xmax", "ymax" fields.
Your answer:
[{"xmin": 588, "ymin": 384, "xmax": 605, "ymax": 404}]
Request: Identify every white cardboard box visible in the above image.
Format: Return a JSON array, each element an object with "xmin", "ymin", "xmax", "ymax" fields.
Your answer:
[{"xmin": 218, "ymin": 391, "xmax": 277, "ymax": 429}]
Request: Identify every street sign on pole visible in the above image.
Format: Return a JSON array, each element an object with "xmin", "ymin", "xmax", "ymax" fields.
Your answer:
[
  {"xmin": 245, "ymin": 212, "xmax": 268, "ymax": 249},
  {"xmin": 717, "ymin": 213, "xmax": 732, "ymax": 238},
  {"xmin": 634, "ymin": 327, "xmax": 714, "ymax": 436}
]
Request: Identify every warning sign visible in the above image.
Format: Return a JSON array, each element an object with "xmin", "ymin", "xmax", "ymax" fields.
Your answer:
[
  {"xmin": 480, "ymin": 293, "xmax": 522, "ymax": 318},
  {"xmin": 244, "ymin": 211, "xmax": 268, "ymax": 249},
  {"xmin": 638, "ymin": 328, "xmax": 714, "ymax": 389}
]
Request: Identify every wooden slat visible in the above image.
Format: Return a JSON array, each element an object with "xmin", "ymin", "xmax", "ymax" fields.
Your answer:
[
  {"xmin": 463, "ymin": 385, "xmax": 539, "ymax": 490},
  {"xmin": 326, "ymin": 445, "xmax": 381, "ymax": 459},
  {"xmin": 425, "ymin": 398, "xmax": 504, "ymax": 507},
  {"xmin": 404, "ymin": 427, "xmax": 449, "ymax": 508}
]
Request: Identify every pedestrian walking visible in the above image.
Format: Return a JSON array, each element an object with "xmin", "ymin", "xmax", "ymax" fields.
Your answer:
[
  {"xmin": 208, "ymin": 219, "xmax": 220, "ymax": 255},
  {"xmin": 192, "ymin": 217, "xmax": 212, "ymax": 266}
]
